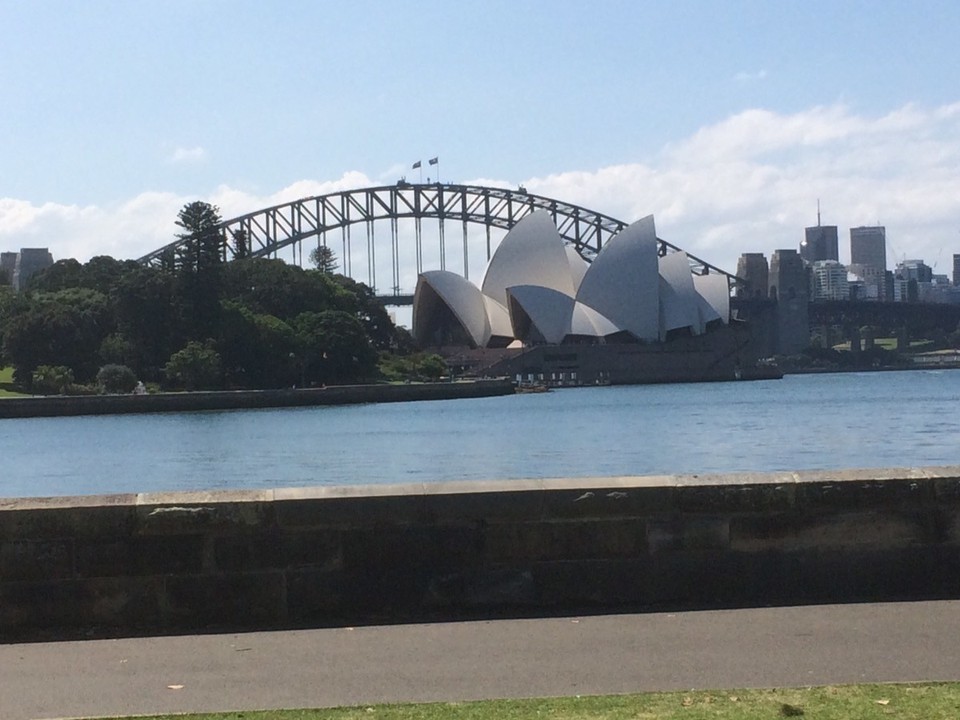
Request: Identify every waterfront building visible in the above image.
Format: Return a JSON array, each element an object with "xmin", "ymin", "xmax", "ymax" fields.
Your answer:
[
  {"xmin": 735, "ymin": 253, "xmax": 769, "ymax": 298},
  {"xmin": 810, "ymin": 260, "xmax": 849, "ymax": 301},
  {"xmin": 850, "ymin": 226, "xmax": 887, "ymax": 272},
  {"xmin": 413, "ymin": 211, "xmax": 729, "ymax": 349}
]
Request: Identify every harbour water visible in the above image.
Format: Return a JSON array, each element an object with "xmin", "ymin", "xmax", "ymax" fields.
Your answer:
[{"xmin": 2, "ymin": 369, "xmax": 959, "ymax": 498}]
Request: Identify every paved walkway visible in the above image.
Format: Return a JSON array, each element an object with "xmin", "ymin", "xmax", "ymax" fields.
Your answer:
[{"xmin": 3, "ymin": 600, "xmax": 960, "ymax": 720}]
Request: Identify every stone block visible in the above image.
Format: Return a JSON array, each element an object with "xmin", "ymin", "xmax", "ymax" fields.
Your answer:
[
  {"xmin": 788, "ymin": 511, "xmax": 931, "ymax": 550},
  {"xmin": 540, "ymin": 479, "xmax": 675, "ymax": 520},
  {"xmin": 932, "ymin": 474, "xmax": 960, "ymax": 504},
  {"xmin": 937, "ymin": 507, "xmax": 960, "ymax": 545},
  {"xmin": 730, "ymin": 514, "xmax": 798, "ymax": 552},
  {"xmin": 162, "ymin": 571, "xmax": 285, "ymax": 629},
  {"xmin": 422, "ymin": 486, "xmax": 544, "ymax": 524},
  {"xmin": 75, "ymin": 540, "xmax": 136, "ymax": 578},
  {"xmin": 483, "ymin": 519, "xmax": 646, "ymax": 563},
  {"xmin": 646, "ymin": 516, "xmax": 730, "ymax": 554},
  {"xmin": 136, "ymin": 499, "xmax": 274, "ymax": 535},
  {"xmin": 0, "ymin": 577, "xmax": 162, "ymax": 631},
  {"xmin": 794, "ymin": 474, "xmax": 929, "ymax": 511},
  {"xmin": 214, "ymin": 529, "xmax": 284, "ymax": 572},
  {"xmin": 677, "ymin": 481, "xmax": 795, "ymax": 514},
  {"xmin": 0, "ymin": 501, "xmax": 137, "ymax": 541},
  {"xmin": 286, "ymin": 567, "xmax": 348, "ymax": 620},
  {"xmin": 460, "ymin": 568, "xmax": 536, "ymax": 607},
  {"xmin": 532, "ymin": 559, "xmax": 650, "ymax": 606},
  {"xmin": 131, "ymin": 534, "xmax": 206, "ymax": 575},
  {"xmin": 0, "ymin": 538, "xmax": 74, "ymax": 581},
  {"xmin": 279, "ymin": 528, "xmax": 343, "ymax": 570},
  {"xmin": 275, "ymin": 492, "xmax": 426, "ymax": 529}
]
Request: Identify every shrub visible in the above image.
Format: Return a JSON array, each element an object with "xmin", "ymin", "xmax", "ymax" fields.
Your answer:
[
  {"xmin": 31, "ymin": 365, "xmax": 74, "ymax": 395},
  {"xmin": 163, "ymin": 340, "xmax": 222, "ymax": 390},
  {"xmin": 96, "ymin": 364, "xmax": 138, "ymax": 394}
]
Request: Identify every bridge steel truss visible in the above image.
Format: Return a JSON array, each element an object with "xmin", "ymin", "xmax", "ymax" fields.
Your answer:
[{"xmin": 138, "ymin": 183, "xmax": 738, "ymax": 298}]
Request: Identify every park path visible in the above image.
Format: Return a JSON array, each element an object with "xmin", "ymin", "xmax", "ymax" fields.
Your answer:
[{"xmin": 3, "ymin": 600, "xmax": 960, "ymax": 720}]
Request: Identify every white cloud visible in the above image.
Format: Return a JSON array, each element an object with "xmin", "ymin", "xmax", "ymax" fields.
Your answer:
[
  {"xmin": 734, "ymin": 69, "xmax": 768, "ymax": 83},
  {"xmin": 169, "ymin": 146, "xmax": 207, "ymax": 164},
  {"xmin": 2, "ymin": 103, "xmax": 959, "ymax": 284}
]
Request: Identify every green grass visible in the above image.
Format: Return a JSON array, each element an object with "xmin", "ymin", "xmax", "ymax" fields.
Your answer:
[
  {"xmin": 0, "ymin": 366, "xmax": 27, "ymax": 397},
  {"xmin": 97, "ymin": 683, "xmax": 960, "ymax": 720}
]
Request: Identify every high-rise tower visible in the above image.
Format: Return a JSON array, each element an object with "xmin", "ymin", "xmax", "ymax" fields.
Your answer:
[
  {"xmin": 850, "ymin": 226, "xmax": 887, "ymax": 272},
  {"xmin": 801, "ymin": 203, "xmax": 839, "ymax": 263}
]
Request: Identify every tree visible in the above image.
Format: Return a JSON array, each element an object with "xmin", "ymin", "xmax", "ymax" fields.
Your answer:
[
  {"xmin": 175, "ymin": 201, "xmax": 224, "ymax": 341},
  {"xmin": 329, "ymin": 275, "xmax": 397, "ymax": 351},
  {"xmin": 96, "ymin": 364, "xmax": 137, "ymax": 394},
  {"xmin": 112, "ymin": 266, "xmax": 179, "ymax": 380},
  {"xmin": 29, "ymin": 259, "xmax": 83, "ymax": 292},
  {"xmin": 231, "ymin": 228, "xmax": 250, "ymax": 259},
  {"xmin": 294, "ymin": 310, "xmax": 377, "ymax": 385},
  {"xmin": 3, "ymin": 288, "xmax": 113, "ymax": 384},
  {"xmin": 309, "ymin": 245, "xmax": 339, "ymax": 274},
  {"xmin": 163, "ymin": 340, "xmax": 222, "ymax": 391},
  {"xmin": 218, "ymin": 301, "xmax": 298, "ymax": 388}
]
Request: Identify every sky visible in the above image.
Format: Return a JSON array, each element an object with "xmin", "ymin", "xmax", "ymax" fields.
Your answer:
[{"xmin": 3, "ymin": 0, "xmax": 960, "ymax": 286}]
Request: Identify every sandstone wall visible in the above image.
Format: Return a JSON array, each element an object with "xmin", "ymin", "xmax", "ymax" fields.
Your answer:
[{"xmin": 2, "ymin": 467, "xmax": 959, "ymax": 639}]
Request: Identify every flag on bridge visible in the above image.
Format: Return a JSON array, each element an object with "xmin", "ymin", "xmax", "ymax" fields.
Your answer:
[
  {"xmin": 428, "ymin": 157, "xmax": 438, "ymax": 165},
  {"xmin": 412, "ymin": 160, "xmax": 421, "ymax": 169}
]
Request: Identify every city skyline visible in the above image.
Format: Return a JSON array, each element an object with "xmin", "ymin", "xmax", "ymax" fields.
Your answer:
[{"xmin": 2, "ymin": 1, "xmax": 959, "ymax": 281}]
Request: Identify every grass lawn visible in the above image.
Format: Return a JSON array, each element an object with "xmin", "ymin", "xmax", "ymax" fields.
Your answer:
[
  {"xmin": 94, "ymin": 683, "xmax": 960, "ymax": 720},
  {"xmin": 0, "ymin": 366, "xmax": 27, "ymax": 397}
]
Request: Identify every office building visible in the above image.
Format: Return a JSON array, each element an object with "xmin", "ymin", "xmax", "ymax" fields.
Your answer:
[
  {"xmin": 11, "ymin": 248, "xmax": 54, "ymax": 291},
  {"xmin": 0, "ymin": 252, "xmax": 16, "ymax": 286},
  {"xmin": 850, "ymin": 226, "xmax": 887, "ymax": 272},
  {"xmin": 810, "ymin": 260, "xmax": 849, "ymax": 301},
  {"xmin": 801, "ymin": 223, "xmax": 839, "ymax": 263},
  {"xmin": 953, "ymin": 253, "xmax": 960, "ymax": 286},
  {"xmin": 735, "ymin": 253, "xmax": 769, "ymax": 298}
]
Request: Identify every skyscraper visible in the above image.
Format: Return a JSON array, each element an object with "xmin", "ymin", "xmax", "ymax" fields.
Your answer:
[
  {"xmin": 810, "ymin": 260, "xmax": 849, "ymax": 301},
  {"xmin": 735, "ymin": 252, "xmax": 769, "ymax": 298},
  {"xmin": 952, "ymin": 253, "xmax": 960, "ymax": 286},
  {"xmin": 801, "ymin": 223, "xmax": 839, "ymax": 263},
  {"xmin": 850, "ymin": 226, "xmax": 887, "ymax": 272}
]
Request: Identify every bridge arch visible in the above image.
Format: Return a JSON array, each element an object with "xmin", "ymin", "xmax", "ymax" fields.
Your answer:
[{"xmin": 138, "ymin": 183, "xmax": 736, "ymax": 300}]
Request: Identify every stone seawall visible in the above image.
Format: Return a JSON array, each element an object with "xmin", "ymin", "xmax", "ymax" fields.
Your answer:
[
  {"xmin": 0, "ymin": 379, "xmax": 514, "ymax": 418},
  {"xmin": 2, "ymin": 467, "xmax": 960, "ymax": 640}
]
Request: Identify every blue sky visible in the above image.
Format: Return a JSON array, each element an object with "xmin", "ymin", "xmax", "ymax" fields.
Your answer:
[{"xmin": 2, "ymin": 0, "xmax": 959, "ymax": 282}]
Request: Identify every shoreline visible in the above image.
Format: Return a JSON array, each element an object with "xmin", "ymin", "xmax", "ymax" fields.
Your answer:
[{"xmin": 0, "ymin": 378, "xmax": 515, "ymax": 419}]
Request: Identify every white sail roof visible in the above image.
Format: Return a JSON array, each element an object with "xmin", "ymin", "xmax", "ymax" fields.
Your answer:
[
  {"xmin": 482, "ymin": 212, "xmax": 577, "ymax": 307},
  {"xmin": 412, "ymin": 270, "xmax": 491, "ymax": 347},
  {"xmin": 506, "ymin": 285, "xmax": 576, "ymax": 345},
  {"xmin": 693, "ymin": 272, "xmax": 730, "ymax": 325},
  {"xmin": 576, "ymin": 215, "xmax": 660, "ymax": 342},
  {"xmin": 658, "ymin": 251, "xmax": 703, "ymax": 338},
  {"xmin": 411, "ymin": 212, "xmax": 731, "ymax": 350}
]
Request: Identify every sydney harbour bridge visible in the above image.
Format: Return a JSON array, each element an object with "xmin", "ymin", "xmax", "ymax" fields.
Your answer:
[{"xmin": 137, "ymin": 182, "xmax": 739, "ymax": 305}]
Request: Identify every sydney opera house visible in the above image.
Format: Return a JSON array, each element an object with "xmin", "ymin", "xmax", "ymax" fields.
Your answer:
[{"xmin": 412, "ymin": 212, "xmax": 768, "ymax": 385}]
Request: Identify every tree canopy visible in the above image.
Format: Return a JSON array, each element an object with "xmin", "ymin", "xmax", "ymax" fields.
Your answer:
[{"xmin": 0, "ymin": 201, "xmax": 408, "ymax": 391}]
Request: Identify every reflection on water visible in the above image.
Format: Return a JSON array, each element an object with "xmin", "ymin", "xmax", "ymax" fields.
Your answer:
[{"xmin": 2, "ymin": 369, "xmax": 959, "ymax": 497}]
